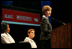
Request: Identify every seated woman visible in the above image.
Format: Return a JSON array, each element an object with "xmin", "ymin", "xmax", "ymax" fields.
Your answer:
[
  {"xmin": 1, "ymin": 22, "xmax": 15, "ymax": 44},
  {"xmin": 23, "ymin": 29, "xmax": 37, "ymax": 48}
]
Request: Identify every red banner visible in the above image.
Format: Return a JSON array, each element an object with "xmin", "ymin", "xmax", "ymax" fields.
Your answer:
[{"xmin": 2, "ymin": 9, "xmax": 40, "ymax": 25}]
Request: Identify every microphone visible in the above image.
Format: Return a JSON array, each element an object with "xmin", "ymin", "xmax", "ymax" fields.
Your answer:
[{"xmin": 52, "ymin": 17, "xmax": 66, "ymax": 25}]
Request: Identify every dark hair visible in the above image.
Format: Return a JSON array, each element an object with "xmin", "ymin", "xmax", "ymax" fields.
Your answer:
[{"xmin": 1, "ymin": 22, "xmax": 9, "ymax": 33}]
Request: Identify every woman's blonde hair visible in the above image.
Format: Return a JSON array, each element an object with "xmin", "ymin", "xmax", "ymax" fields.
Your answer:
[
  {"xmin": 27, "ymin": 29, "xmax": 35, "ymax": 34},
  {"xmin": 42, "ymin": 5, "xmax": 52, "ymax": 15}
]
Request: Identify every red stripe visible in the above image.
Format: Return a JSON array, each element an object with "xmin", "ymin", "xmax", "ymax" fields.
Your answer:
[{"xmin": 2, "ymin": 9, "xmax": 40, "ymax": 24}]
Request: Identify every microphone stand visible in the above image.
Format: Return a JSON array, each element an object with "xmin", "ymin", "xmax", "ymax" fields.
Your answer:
[{"xmin": 52, "ymin": 17, "xmax": 66, "ymax": 25}]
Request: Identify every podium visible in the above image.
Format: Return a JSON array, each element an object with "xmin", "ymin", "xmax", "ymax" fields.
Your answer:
[{"xmin": 51, "ymin": 23, "xmax": 71, "ymax": 48}]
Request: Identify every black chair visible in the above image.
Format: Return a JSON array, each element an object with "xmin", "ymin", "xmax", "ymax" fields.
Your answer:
[{"xmin": 1, "ymin": 42, "xmax": 31, "ymax": 48}]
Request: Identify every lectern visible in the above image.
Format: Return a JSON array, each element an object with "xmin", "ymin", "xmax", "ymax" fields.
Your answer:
[{"xmin": 51, "ymin": 23, "xmax": 71, "ymax": 48}]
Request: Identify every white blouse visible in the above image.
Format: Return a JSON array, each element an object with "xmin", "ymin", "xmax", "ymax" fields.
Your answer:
[
  {"xmin": 24, "ymin": 37, "xmax": 37, "ymax": 48},
  {"xmin": 1, "ymin": 33, "xmax": 15, "ymax": 44}
]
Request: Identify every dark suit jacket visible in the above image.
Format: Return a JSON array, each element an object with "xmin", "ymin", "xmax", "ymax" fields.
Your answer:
[{"xmin": 40, "ymin": 17, "xmax": 52, "ymax": 40}]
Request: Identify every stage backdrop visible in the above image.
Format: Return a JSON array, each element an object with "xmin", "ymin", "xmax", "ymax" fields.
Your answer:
[
  {"xmin": 1, "ymin": 1, "xmax": 51, "ymax": 25},
  {"xmin": 2, "ymin": 9, "xmax": 40, "ymax": 26}
]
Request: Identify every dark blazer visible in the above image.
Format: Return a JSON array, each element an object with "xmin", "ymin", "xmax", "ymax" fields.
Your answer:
[{"xmin": 40, "ymin": 16, "xmax": 52, "ymax": 40}]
